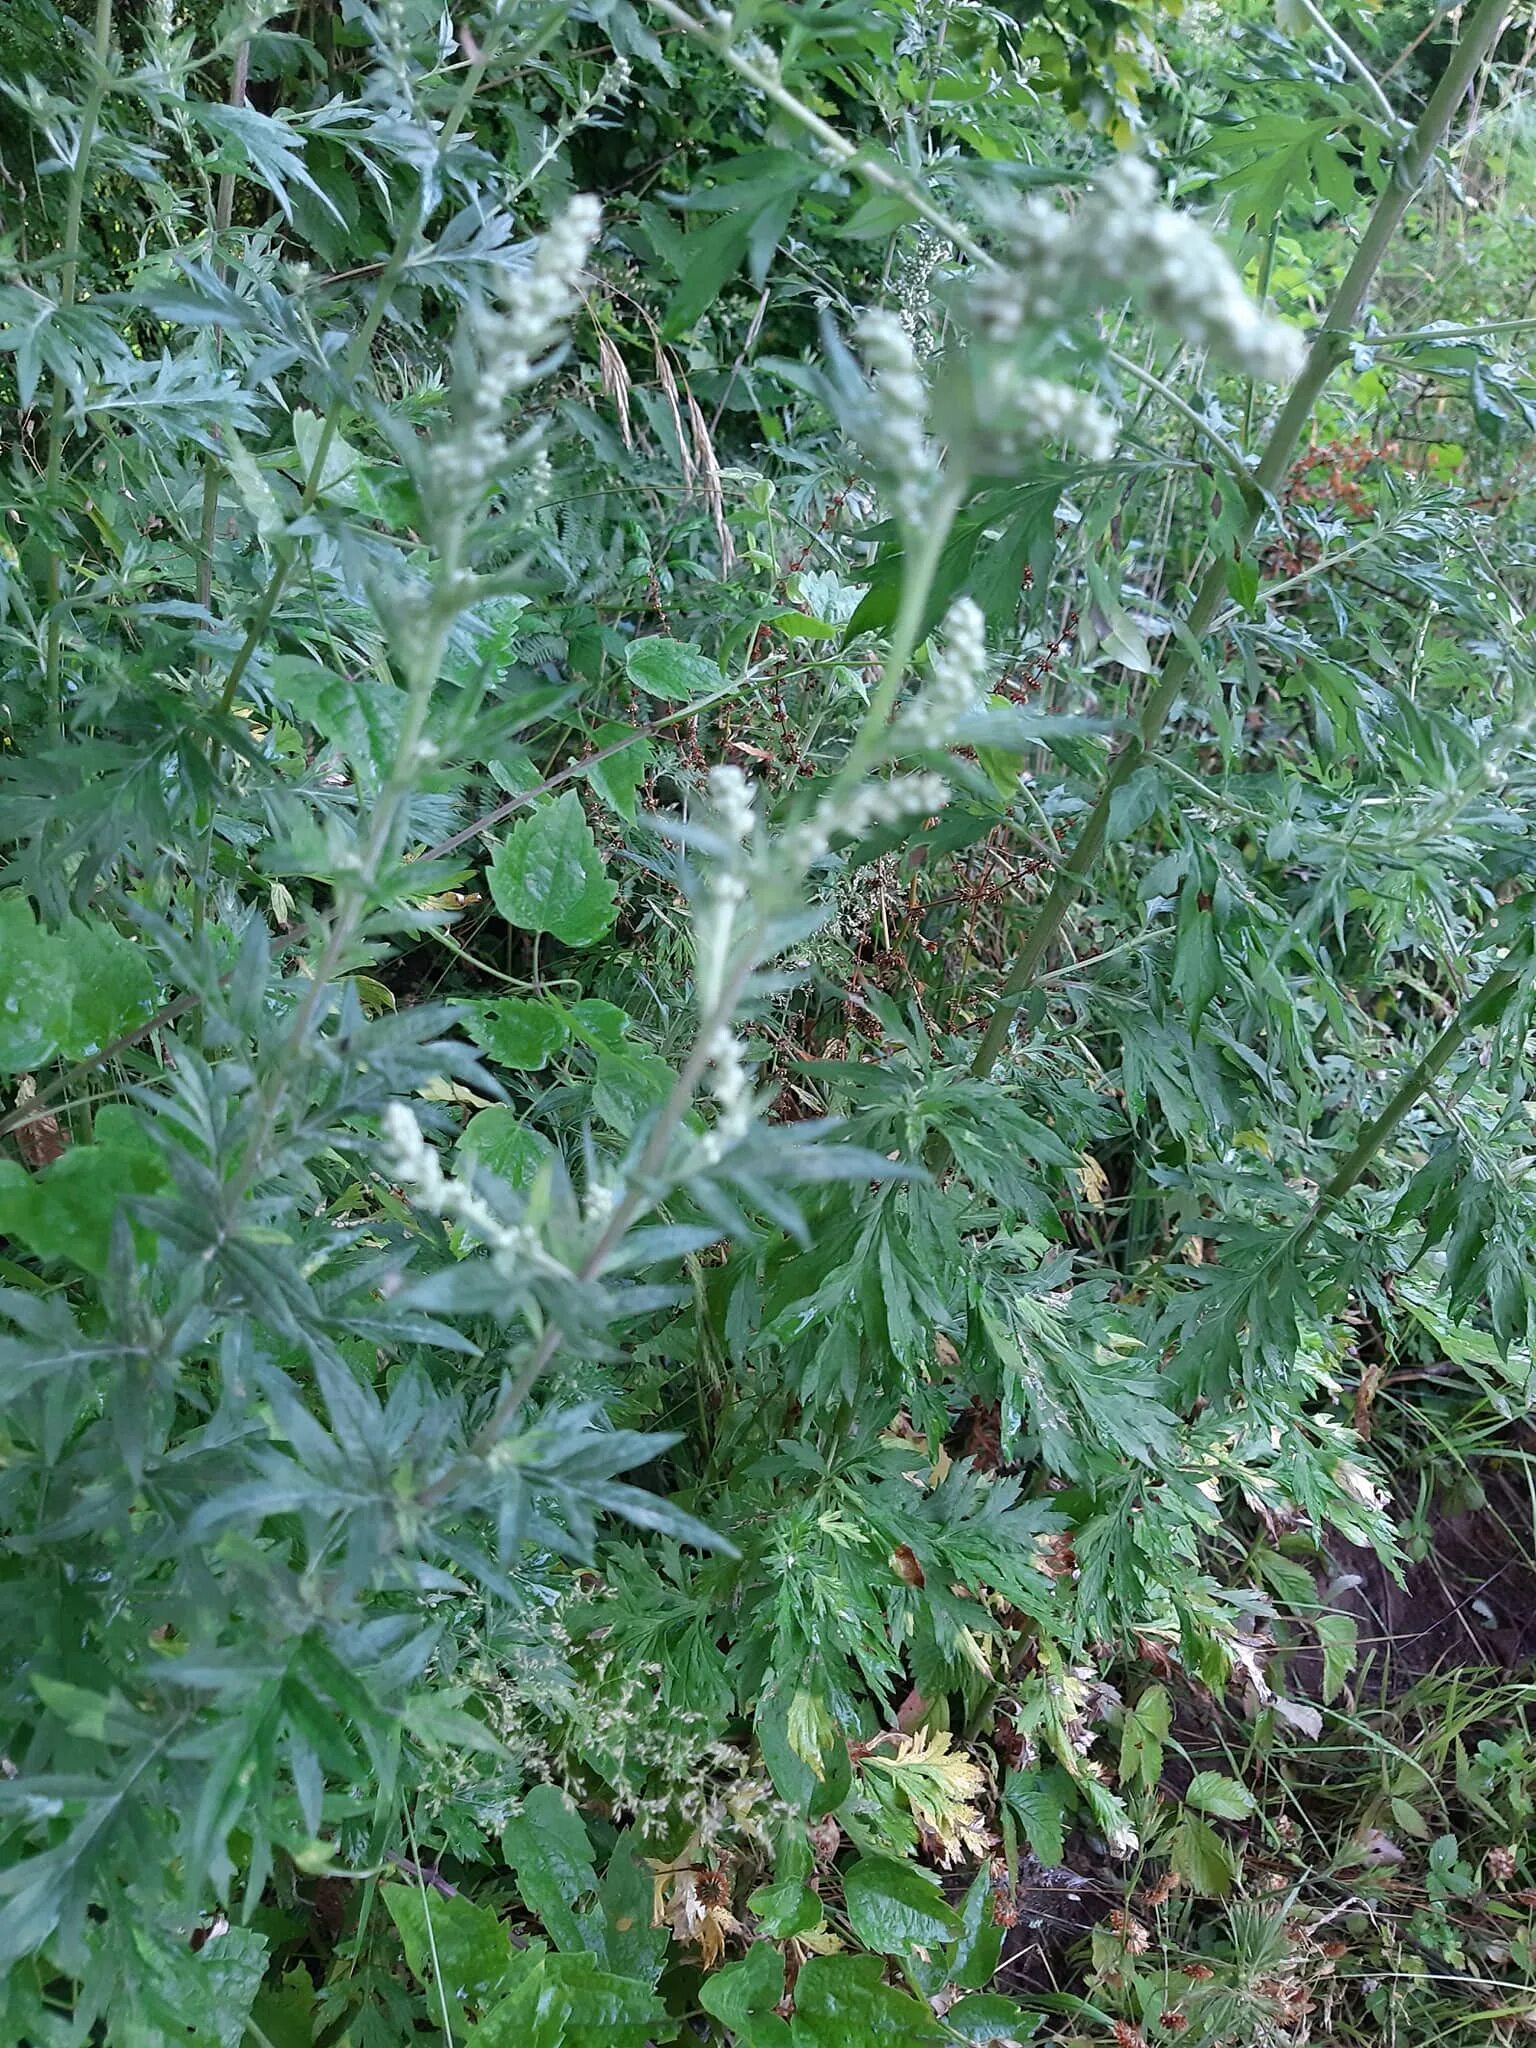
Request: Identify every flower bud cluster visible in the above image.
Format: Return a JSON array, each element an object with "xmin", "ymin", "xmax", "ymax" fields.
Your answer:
[
  {"xmin": 854, "ymin": 310, "xmax": 937, "ymax": 531},
  {"xmin": 697, "ymin": 1026, "xmax": 754, "ymax": 1167},
  {"xmin": 896, "ymin": 598, "xmax": 988, "ymax": 748},
  {"xmin": 381, "ymin": 1102, "xmax": 567, "ymax": 1282},
  {"xmin": 971, "ymin": 156, "xmax": 1305, "ymax": 383},
  {"xmin": 1001, "ymin": 374, "xmax": 1118, "ymax": 464},
  {"xmin": 434, "ymin": 195, "xmax": 602, "ymax": 506},
  {"xmin": 782, "ymin": 772, "xmax": 951, "ymax": 869}
]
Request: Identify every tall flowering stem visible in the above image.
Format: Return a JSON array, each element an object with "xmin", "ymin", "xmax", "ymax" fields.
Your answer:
[{"xmin": 970, "ymin": 0, "xmax": 1511, "ymax": 1077}]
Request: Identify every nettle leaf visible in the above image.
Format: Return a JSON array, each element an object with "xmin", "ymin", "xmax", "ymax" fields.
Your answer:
[
  {"xmin": 467, "ymin": 998, "xmax": 571, "ymax": 1071},
  {"xmin": 623, "ymin": 638, "xmax": 726, "ymax": 700},
  {"xmin": 585, "ymin": 723, "xmax": 651, "ymax": 823},
  {"xmin": 700, "ymin": 1942, "xmax": 791, "ymax": 2048},
  {"xmin": 383, "ymin": 1884, "xmax": 520, "ymax": 2018},
  {"xmin": 487, "ymin": 792, "xmax": 617, "ymax": 947},
  {"xmin": 1184, "ymin": 1771, "xmax": 1257, "ymax": 1820},
  {"xmin": 0, "ymin": 894, "xmax": 73, "ymax": 1070},
  {"xmin": 1118, "ymin": 1684, "xmax": 1171, "ymax": 1792},
  {"xmin": 1004, "ymin": 1768, "xmax": 1070, "ymax": 1868},
  {"xmin": 0, "ymin": 1105, "xmax": 167, "ymax": 1275},
  {"xmin": 458, "ymin": 1107, "xmax": 553, "ymax": 1193},
  {"xmin": 469, "ymin": 1951, "xmax": 666, "ymax": 2048},
  {"xmin": 503, "ymin": 1785, "xmax": 597, "ymax": 1954},
  {"xmin": 592, "ymin": 1047, "xmax": 675, "ymax": 1132},
  {"xmin": 840, "ymin": 1856, "xmax": 960, "ymax": 1957},
  {"xmin": 1170, "ymin": 1814, "xmax": 1235, "ymax": 1896},
  {"xmin": 788, "ymin": 1954, "xmax": 947, "ymax": 2046}
]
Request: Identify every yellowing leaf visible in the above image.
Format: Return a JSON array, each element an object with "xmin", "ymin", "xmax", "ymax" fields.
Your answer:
[{"xmin": 863, "ymin": 1729, "xmax": 990, "ymax": 1865}]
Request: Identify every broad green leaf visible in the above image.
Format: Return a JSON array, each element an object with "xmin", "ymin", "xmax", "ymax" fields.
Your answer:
[
  {"xmin": 745, "ymin": 1877, "xmax": 823, "ymax": 1939},
  {"xmin": 947, "ymin": 1866, "xmax": 1003, "ymax": 1992},
  {"xmin": 1185, "ymin": 1771, "xmax": 1257, "ymax": 1820},
  {"xmin": 383, "ymin": 1883, "xmax": 521, "ymax": 2019},
  {"xmin": 1314, "ymin": 1609, "xmax": 1358, "ymax": 1704},
  {"xmin": 660, "ymin": 211, "xmax": 753, "ymax": 337},
  {"xmin": 0, "ymin": 1106, "xmax": 168, "ymax": 1275},
  {"xmin": 458, "ymin": 1108, "xmax": 553, "ymax": 1193},
  {"xmin": 487, "ymin": 792, "xmax": 617, "ymax": 947},
  {"xmin": 566, "ymin": 999, "xmax": 634, "ymax": 1051},
  {"xmin": 840, "ymin": 1856, "xmax": 960, "ymax": 1957},
  {"xmin": 0, "ymin": 896, "xmax": 74, "ymax": 1072},
  {"xmin": 503, "ymin": 1785, "xmax": 598, "ymax": 1955},
  {"xmin": 57, "ymin": 920, "xmax": 156, "ymax": 1060},
  {"xmin": 592, "ymin": 1047, "xmax": 675, "ymax": 1132},
  {"xmin": 586, "ymin": 723, "xmax": 651, "ymax": 823},
  {"xmin": 1119, "ymin": 1684, "xmax": 1171, "ymax": 1792},
  {"xmin": 944, "ymin": 1993, "xmax": 1040, "ymax": 2043},
  {"xmin": 624, "ymin": 638, "xmax": 726, "ymax": 701},
  {"xmin": 1170, "ymin": 1814, "xmax": 1235, "ymax": 1896},
  {"xmin": 1003, "ymin": 1768, "xmax": 1068, "ymax": 1868},
  {"xmin": 468, "ymin": 998, "xmax": 571, "ymax": 1072},
  {"xmin": 109, "ymin": 1921, "xmax": 268, "ymax": 2048},
  {"xmin": 788, "ymin": 1954, "xmax": 947, "ymax": 2046},
  {"xmin": 469, "ymin": 1952, "xmax": 666, "ymax": 2048},
  {"xmin": 594, "ymin": 1832, "xmax": 668, "ymax": 1983},
  {"xmin": 700, "ymin": 1943, "xmax": 792, "ymax": 2048}
]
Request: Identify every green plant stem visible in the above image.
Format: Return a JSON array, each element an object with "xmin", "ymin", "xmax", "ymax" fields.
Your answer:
[
  {"xmin": 418, "ymin": 950, "xmax": 759, "ymax": 1501},
  {"xmin": 836, "ymin": 477, "xmax": 964, "ymax": 788},
  {"xmin": 41, "ymin": 0, "xmax": 114, "ymax": 734},
  {"xmin": 1106, "ymin": 348, "xmax": 1251, "ymax": 483},
  {"xmin": 1300, "ymin": 965, "xmax": 1521, "ymax": 1237},
  {"xmin": 646, "ymin": 0, "xmax": 990, "ymax": 266},
  {"xmin": 969, "ymin": 0, "xmax": 1512, "ymax": 1081},
  {"xmin": 1368, "ymin": 315, "xmax": 1536, "ymax": 344},
  {"xmin": 195, "ymin": 39, "xmax": 249, "ymax": 675},
  {"xmin": 212, "ymin": 37, "xmax": 498, "ymax": 724},
  {"xmin": 1291, "ymin": 0, "xmax": 1400, "ymax": 129}
]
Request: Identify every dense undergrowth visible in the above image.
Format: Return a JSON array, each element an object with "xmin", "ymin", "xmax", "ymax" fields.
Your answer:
[{"xmin": 2, "ymin": 0, "xmax": 1536, "ymax": 2042}]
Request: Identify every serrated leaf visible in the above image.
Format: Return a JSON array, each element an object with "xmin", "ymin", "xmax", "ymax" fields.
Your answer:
[
  {"xmin": 841, "ymin": 1856, "xmax": 960, "ymax": 1957},
  {"xmin": 624, "ymin": 638, "xmax": 725, "ymax": 700},
  {"xmin": 384, "ymin": 1883, "xmax": 521, "ymax": 2016},
  {"xmin": 457, "ymin": 1108, "xmax": 553, "ymax": 1193},
  {"xmin": 468, "ymin": 998, "xmax": 571, "ymax": 1072},
  {"xmin": 0, "ymin": 896, "xmax": 74, "ymax": 1072},
  {"xmin": 592, "ymin": 1047, "xmax": 675, "ymax": 1132},
  {"xmin": 1003, "ymin": 1769, "xmax": 1068, "ymax": 1868},
  {"xmin": 788, "ymin": 1954, "xmax": 947, "ymax": 2045},
  {"xmin": 1185, "ymin": 1771, "xmax": 1257, "ymax": 1820},
  {"xmin": 586, "ymin": 724, "xmax": 651, "ymax": 823},
  {"xmin": 1315, "ymin": 1608, "xmax": 1358, "ymax": 1704},
  {"xmin": 700, "ymin": 1943, "xmax": 791, "ymax": 2048},
  {"xmin": 1170, "ymin": 1814, "xmax": 1235, "ymax": 1895},
  {"xmin": 1119, "ymin": 1685, "xmax": 1171, "ymax": 1792},
  {"xmin": 487, "ymin": 792, "xmax": 616, "ymax": 947}
]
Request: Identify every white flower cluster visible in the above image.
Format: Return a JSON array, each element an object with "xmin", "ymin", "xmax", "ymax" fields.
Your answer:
[
  {"xmin": 854, "ymin": 310, "xmax": 937, "ymax": 530},
  {"xmin": 782, "ymin": 771, "xmax": 950, "ymax": 869},
  {"xmin": 692, "ymin": 765, "xmax": 756, "ymax": 1017},
  {"xmin": 1005, "ymin": 373, "xmax": 1118, "ymax": 464},
  {"xmin": 697, "ymin": 1026, "xmax": 753, "ymax": 1167},
  {"xmin": 971, "ymin": 157, "xmax": 1305, "ymax": 383},
  {"xmin": 707, "ymin": 762, "xmax": 756, "ymax": 843},
  {"xmin": 380, "ymin": 1102, "xmax": 566, "ymax": 1281},
  {"xmin": 435, "ymin": 195, "xmax": 602, "ymax": 503},
  {"xmin": 896, "ymin": 597, "xmax": 989, "ymax": 748}
]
